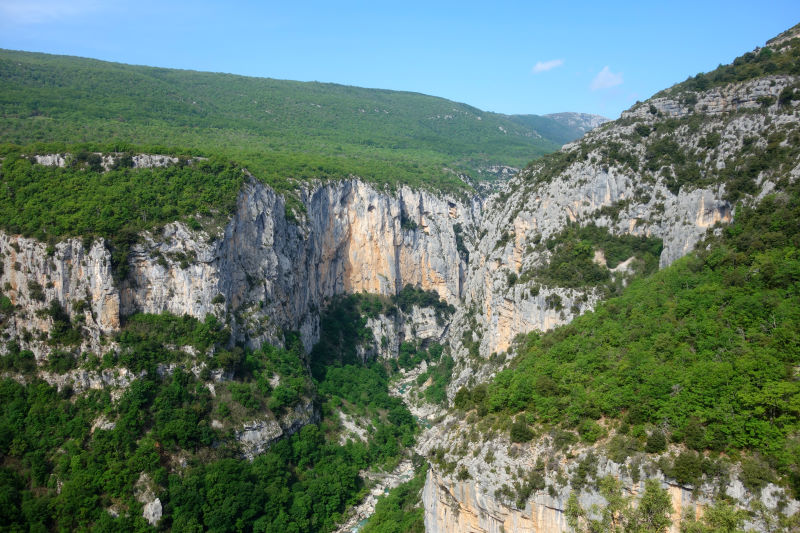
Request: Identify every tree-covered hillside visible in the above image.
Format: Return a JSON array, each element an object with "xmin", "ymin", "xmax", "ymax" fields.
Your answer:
[
  {"xmin": 0, "ymin": 49, "xmax": 586, "ymax": 192},
  {"xmin": 456, "ymin": 178, "xmax": 800, "ymax": 498}
]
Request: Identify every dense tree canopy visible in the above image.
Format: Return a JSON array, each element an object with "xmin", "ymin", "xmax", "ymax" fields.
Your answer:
[{"xmin": 0, "ymin": 49, "xmax": 575, "ymax": 193}]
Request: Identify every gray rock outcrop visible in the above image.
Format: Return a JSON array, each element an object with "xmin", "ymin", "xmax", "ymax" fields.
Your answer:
[
  {"xmin": 0, "ymin": 177, "xmax": 475, "ymax": 359},
  {"xmin": 235, "ymin": 398, "xmax": 318, "ymax": 460},
  {"xmin": 142, "ymin": 499, "xmax": 162, "ymax": 527},
  {"xmin": 418, "ymin": 414, "xmax": 799, "ymax": 533},
  {"xmin": 545, "ymin": 112, "xmax": 610, "ymax": 134}
]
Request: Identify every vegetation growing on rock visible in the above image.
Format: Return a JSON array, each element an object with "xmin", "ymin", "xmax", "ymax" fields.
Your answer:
[
  {"xmin": 456, "ymin": 179, "xmax": 800, "ymax": 497},
  {"xmin": 0, "ymin": 294, "xmax": 451, "ymax": 531}
]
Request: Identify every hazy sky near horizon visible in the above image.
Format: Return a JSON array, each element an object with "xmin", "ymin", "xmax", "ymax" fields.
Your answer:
[{"xmin": 1, "ymin": 1, "xmax": 798, "ymax": 118}]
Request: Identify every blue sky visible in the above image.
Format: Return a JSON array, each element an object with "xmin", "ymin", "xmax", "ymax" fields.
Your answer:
[{"xmin": 1, "ymin": 1, "xmax": 798, "ymax": 118}]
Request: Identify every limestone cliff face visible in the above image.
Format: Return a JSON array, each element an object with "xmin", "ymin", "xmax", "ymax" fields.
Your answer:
[
  {"xmin": 235, "ymin": 398, "xmax": 319, "ymax": 460},
  {"xmin": 419, "ymin": 414, "xmax": 799, "ymax": 533},
  {"xmin": 121, "ymin": 222, "xmax": 221, "ymax": 322},
  {"xmin": 365, "ymin": 305, "xmax": 450, "ymax": 361},
  {"xmin": 304, "ymin": 181, "xmax": 472, "ymax": 303},
  {"xmin": 447, "ymin": 73, "xmax": 800, "ymax": 364},
  {"xmin": 0, "ymin": 177, "xmax": 475, "ymax": 359},
  {"xmin": 423, "ymin": 469, "xmax": 568, "ymax": 533},
  {"xmin": 456, "ymin": 167, "xmax": 731, "ymax": 360},
  {"xmin": 422, "ymin": 469, "xmax": 783, "ymax": 533},
  {"xmin": 0, "ymin": 233, "xmax": 119, "ymax": 359},
  {"xmin": 32, "ymin": 153, "xmax": 199, "ymax": 171},
  {"xmin": 623, "ymin": 75, "xmax": 793, "ymax": 120},
  {"xmin": 214, "ymin": 178, "xmax": 475, "ymax": 350}
]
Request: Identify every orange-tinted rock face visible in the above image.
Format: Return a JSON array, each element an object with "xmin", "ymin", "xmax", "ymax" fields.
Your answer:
[
  {"xmin": 423, "ymin": 470, "xmax": 568, "ymax": 533},
  {"xmin": 213, "ymin": 178, "xmax": 475, "ymax": 349},
  {"xmin": 422, "ymin": 448, "xmax": 793, "ymax": 533},
  {"xmin": 0, "ymin": 178, "xmax": 476, "ymax": 357}
]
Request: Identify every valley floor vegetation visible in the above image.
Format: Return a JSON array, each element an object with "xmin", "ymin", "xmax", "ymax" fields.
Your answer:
[{"xmin": 0, "ymin": 285, "xmax": 455, "ymax": 531}]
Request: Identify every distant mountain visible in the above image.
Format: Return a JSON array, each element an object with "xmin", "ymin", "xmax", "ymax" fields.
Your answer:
[
  {"xmin": 544, "ymin": 111, "xmax": 609, "ymax": 135},
  {"xmin": 0, "ymin": 49, "xmax": 595, "ymax": 190},
  {"xmin": 506, "ymin": 112, "xmax": 609, "ymax": 145}
]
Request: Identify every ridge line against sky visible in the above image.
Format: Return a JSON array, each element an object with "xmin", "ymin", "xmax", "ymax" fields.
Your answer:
[{"xmin": 0, "ymin": 0, "xmax": 798, "ymax": 118}]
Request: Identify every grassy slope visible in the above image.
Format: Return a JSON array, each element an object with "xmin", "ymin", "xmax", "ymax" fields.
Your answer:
[{"xmin": 0, "ymin": 49, "xmax": 577, "ymax": 192}]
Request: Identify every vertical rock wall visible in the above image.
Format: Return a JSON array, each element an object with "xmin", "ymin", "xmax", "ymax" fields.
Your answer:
[{"xmin": 0, "ymin": 178, "xmax": 475, "ymax": 356}]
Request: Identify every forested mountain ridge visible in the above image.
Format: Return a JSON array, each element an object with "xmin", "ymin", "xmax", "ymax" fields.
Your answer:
[
  {"xmin": 0, "ymin": 48, "xmax": 596, "ymax": 193},
  {"xmin": 0, "ymin": 23, "xmax": 799, "ymax": 533}
]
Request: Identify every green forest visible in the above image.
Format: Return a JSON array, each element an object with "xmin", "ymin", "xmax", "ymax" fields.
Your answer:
[
  {"xmin": 0, "ymin": 152, "xmax": 243, "ymax": 244},
  {"xmin": 0, "ymin": 49, "xmax": 588, "ymax": 193}
]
